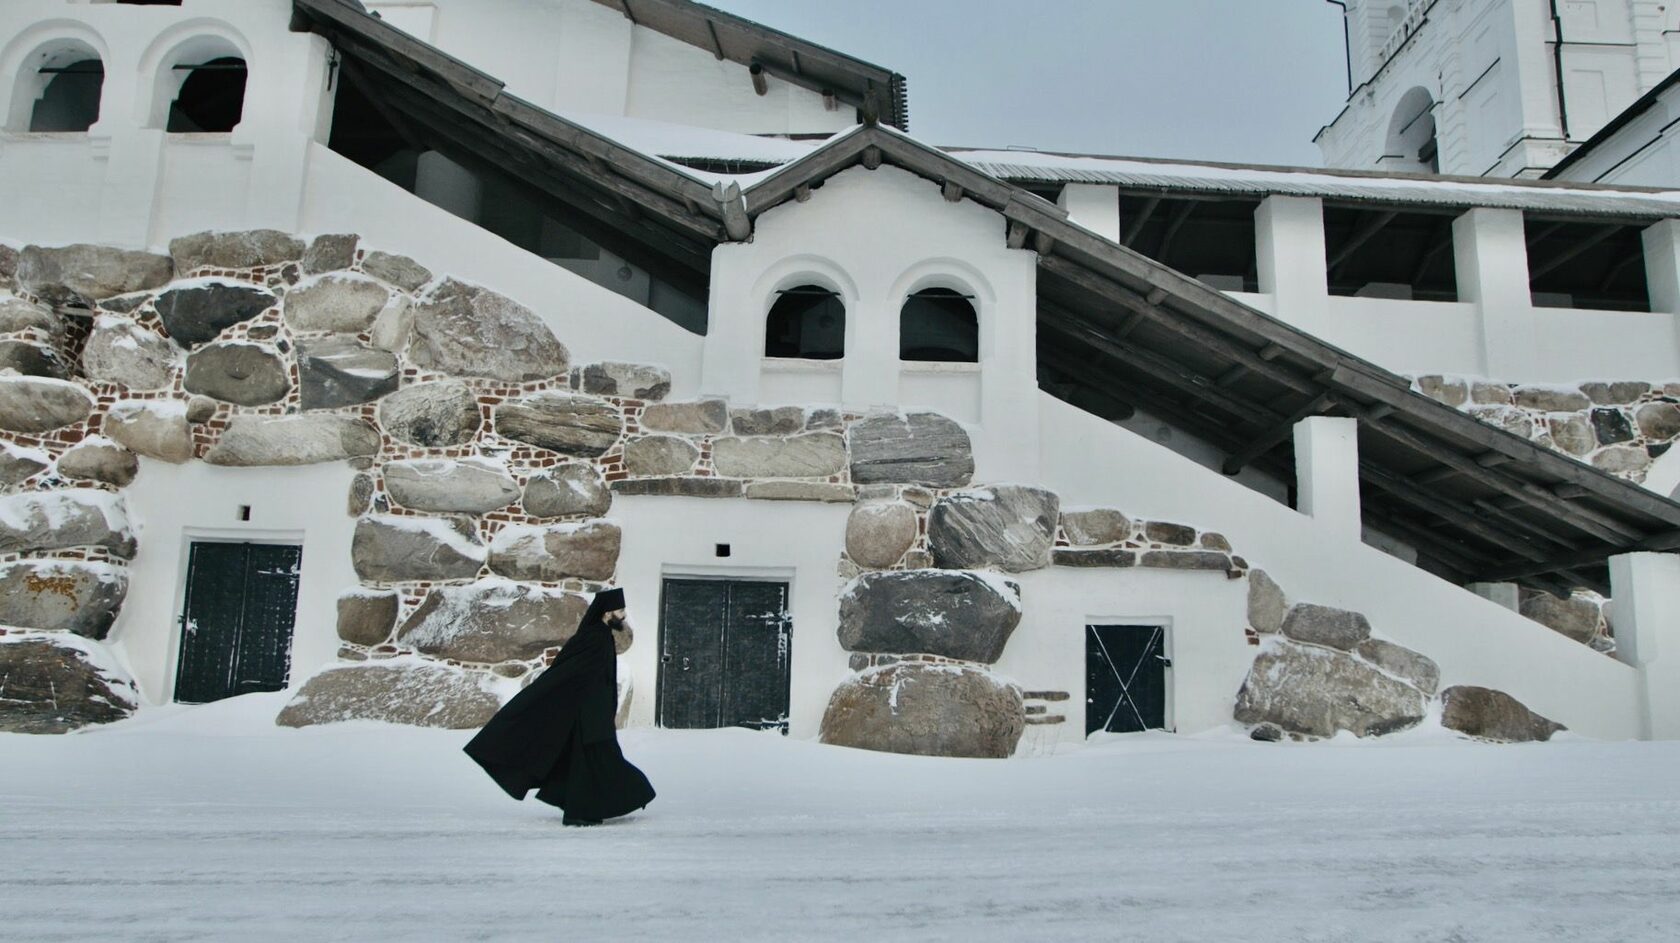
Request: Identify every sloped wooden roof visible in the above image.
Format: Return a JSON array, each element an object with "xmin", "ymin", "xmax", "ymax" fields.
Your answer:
[{"xmin": 295, "ymin": 0, "xmax": 1680, "ymax": 595}]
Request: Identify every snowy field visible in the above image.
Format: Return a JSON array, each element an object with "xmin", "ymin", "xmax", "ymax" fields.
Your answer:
[{"xmin": 4, "ymin": 697, "xmax": 1679, "ymax": 943}]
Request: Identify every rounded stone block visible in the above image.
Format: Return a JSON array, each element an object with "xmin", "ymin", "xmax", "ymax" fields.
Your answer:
[
  {"xmin": 1280, "ymin": 602, "xmax": 1372, "ymax": 651},
  {"xmin": 522, "ymin": 464, "xmax": 611, "ymax": 518},
  {"xmin": 487, "ymin": 520, "xmax": 622, "ymax": 582},
  {"xmin": 395, "ymin": 580, "xmax": 589, "ymax": 663},
  {"xmin": 1060, "ymin": 508, "xmax": 1133, "ymax": 546},
  {"xmin": 336, "ymin": 589, "xmax": 398, "ymax": 647},
  {"xmin": 81, "ymin": 316, "xmax": 177, "ymax": 390},
  {"xmin": 1440, "ymin": 685, "xmax": 1565, "ymax": 742},
  {"xmin": 927, "ymin": 485, "xmax": 1059, "ymax": 573},
  {"xmin": 0, "ymin": 636, "xmax": 139, "ymax": 734},
  {"xmin": 847, "ymin": 412, "xmax": 973, "ymax": 487},
  {"xmin": 169, "ymin": 230, "xmax": 304, "ymax": 271},
  {"xmin": 572, "ymin": 361, "xmax": 671, "ymax": 400},
  {"xmin": 154, "ymin": 282, "xmax": 276, "ymax": 347},
  {"xmin": 819, "ymin": 663, "xmax": 1025, "ymax": 759},
  {"xmin": 844, "ymin": 500, "xmax": 917, "ymax": 569},
  {"xmin": 494, "ymin": 391, "xmax": 623, "ymax": 457},
  {"xmin": 0, "ymin": 489, "xmax": 135, "ymax": 559},
  {"xmin": 275, "ymin": 662, "xmax": 499, "ymax": 729},
  {"xmin": 57, "ymin": 440, "xmax": 139, "ymax": 487},
  {"xmin": 204, "ymin": 415, "xmax": 380, "ymax": 466},
  {"xmin": 623, "ymin": 435, "xmax": 699, "ymax": 477},
  {"xmin": 382, "ymin": 458, "xmax": 519, "ymax": 514},
  {"xmin": 838, "ymin": 569, "xmax": 1022, "ymax": 663},
  {"xmin": 0, "ymin": 559, "xmax": 127, "ymax": 638},
  {"xmin": 1233, "ymin": 640, "xmax": 1426, "ymax": 738},
  {"xmin": 0, "ymin": 376, "xmax": 93, "ymax": 432},
  {"xmin": 639, "ymin": 399, "xmax": 727, "ymax": 434},
  {"xmin": 184, "ymin": 342, "xmax": 289, "ymax": 406},
  {"xmin": 407, "ymin": 279, "xmax": 567, "ymax": 381},
  {"xmin": 103, "ymin": 400, "xmax": 193, "ymax": 464},
  {"xmin": 352, "ymin": 515, "xmax": 486, "ymax": 583},
  {"xmin": 712, "ymin": 433, "xmax": 845, "ymax": 478},
  {"xmin": 377, "ymin": 379, "xmax": 482, "ymax": 448},
  {"xmin": 283, "ymin": 274, "xmax": 390, "ymax": 333},
  {"xmin": 297, "ymin": 336, "xmax": 399, "ymax": 410},
  {"xmin": 17, "ymin": 244, "xmax": 174, "ymax": 307}
]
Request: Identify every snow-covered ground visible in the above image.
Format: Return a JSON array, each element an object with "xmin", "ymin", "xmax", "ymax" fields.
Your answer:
[{"xmin": 3, "ymin": 697, "xmax": 1678, "ymax": 943}]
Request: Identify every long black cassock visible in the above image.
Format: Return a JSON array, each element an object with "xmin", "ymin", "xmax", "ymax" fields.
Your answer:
[{"xmin": 464, "ymin": 589, "xmax": 655, "ymax": 820}]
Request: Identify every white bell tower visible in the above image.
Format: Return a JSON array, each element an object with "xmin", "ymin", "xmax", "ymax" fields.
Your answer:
[{"xmin": 1317, "ymin": 0, "xmax": 1673, "ymax": 179}]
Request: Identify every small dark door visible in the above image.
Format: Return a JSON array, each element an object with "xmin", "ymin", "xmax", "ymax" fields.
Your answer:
[
  {"xmin": 658, "ymin": 578, "xmax": 791, "ymax": 731},
  {"xmin": 1086, "ymin": 624, "xmax": 1168, "ymax": 735},
  {"xmin": 174, "ymin": 542, "xmax": 301, "ymax": 704}
]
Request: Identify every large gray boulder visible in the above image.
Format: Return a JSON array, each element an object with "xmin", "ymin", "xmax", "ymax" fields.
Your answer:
[
  {"xmin": 337, "ymin": 589, "xmax": 397, "ymax": 647},
  {"xmin": 820, "ymin": 663, "xmax": 1025, "ymax": 759},
  {"xmin": 838, "ymin": 570, "xmax": 1022, "ymax": 663},
  {"xmin": 847, "ymin": 412, "xmax": 974, "ymax": 487},
  {"xmin": 0, "ymin": 560, "xmax": 127, "ymax": 638},
  {"xmin": 0, "ymin": 635, "xmax": 140, "ymax": 733},
  {"xmin": 352, "ymin": 515, "xmax": 486, "ymax": 583},
  {"xmin": 1440, "ymin": 686, "xmax": 1566, "ymax": 742},
  {"xmin": 1354, "ymin": 638, "xmax": 1439, "ymax": 695},
  {"xmin": 730, "ymin": 406, "xmax": 806, "ymax": 436},
  {"xmin": 493, "ymin": 391, "xmax": 623, "ymax": 457},
  {"xmin": 361, "ymin": 251, "xmax": 432, "ymax": 292},
  {"xmin": 1280, "ymin": 603, "xmax": 1372, "ymax": 651},
  {"xmin": 56, "ymin": 439, "xmax": 139, "ymax": 487},
  {"xmin": 204, "ymin": 415, "xmax": 380, "ymax": 466},
  {"xmin": 0, "ymin": 340, "xmax": 70, "ymax": 379},
  {"xmin": 408, "ymin": 279, "xmax": 568, "ymax": 381},
  {"xmin": 522, "ymin": 464, "xmax": 611, "ymax": 517},
  {"xmin": 275, "ymin": 662, "xmax": 500, "ymax": 729},
  {"xmin": 303, "ymin": 234, "xmax": 358, "ymax": 275},
  {"xmin": 1518, "ymin": 590, "xmax": 1601, "ymax": 645},
  {"xmin": 0, "ymin": 297, "xmax": 64, "ymax": 336},
  {"xmin": 0, "ymin": 490, "xmax": 135, "ymax": 559},
  {"xmin": 102, "ymin": 400, "xmax": 194, "ymax": 463},
  {"xmin": 1233, "ymin": 641, "xmax": 1426, "ymax": 738},
  {"xmin": 927, "ymin": 485, "xmax": 1059, "ymax": 572},
  {"xmin": 377, "ymin": 379, "xmax": 481, "ymax": 448},
  {"xmin": 639, "ymin": 399, "xmax": 727, "ymax": 434},
  {"xmin": 712, "ymin": 433, "xmax": 846, "ymax": 478},
  {"xmin": 572, "ymin": 361, "xmax": 671, "ymax": 400},
  {"xmin": 383, "ymin": 458, "xmax": 519, "ymax": 514},
  {"xmin": 154, "ymin": 282, "xmax": 277, "ymax": 347},
  {"xmin": 170, "ymin": 230, "xmax": 304, "ymax": 271},
  {"xmin": 845, "ymin": 500, "xmax": 917, "ymax": 569},
  {"xmin": 81, "ymin": 316, "xmax": 176, "ymax": 389},
  {"xmin": 297, "ymin": 336, "xmax": 399, "ymax": 410},
  {"xmin": 488, "ymin": 520, "xmax": 622, "ymax": 582},
  {"xmin": 396, "ymin": 580, "xmax": 589, "ymax": 662},
  {"xmin": 17, "ymin": 244, "xmax": 173, "ymax": 307},
  {"xmin": 1247, "ymin": 569, "xmax": 1287, "ymax": 634},
  {"xmin": 283, "ymin": 274, "xmax": 389, "ymax": 333},
  {"xmin": 0, "ymin": 376, "xmax": 93, "ymax": 432},
  {"xmin": 623, "ymin": 435, "xmax": 698, "ymax": 477},
  {"xmin": 0, "ymin": 442, "xmax": 48, "ymax": 487},
  {"xmin": 183, "ymin": 342, "xmax": 289, "ymax": 406}
]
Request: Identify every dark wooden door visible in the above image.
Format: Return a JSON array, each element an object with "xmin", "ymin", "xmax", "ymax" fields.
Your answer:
[
  {"xmin": 658, "ymin": 578, "xmax": 791, "ymax": 731},
  {"xmin": 174, "ymin": 542, "xmax": 301, "ymax": 704},
  {"xmin": 1086, "ymin": 624, "xmax": 1168, "ymax": 735}
]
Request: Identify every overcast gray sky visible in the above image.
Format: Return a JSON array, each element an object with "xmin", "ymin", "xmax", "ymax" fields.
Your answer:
[{"xmin": 704, "ymin": 0, "xmax": 1349, "ymax": 166}]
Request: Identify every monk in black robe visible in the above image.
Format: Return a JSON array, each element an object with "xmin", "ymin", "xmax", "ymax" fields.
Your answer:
[{"xmin": 464, "ymin": 588, "xmax": 655, "ymax": 825}]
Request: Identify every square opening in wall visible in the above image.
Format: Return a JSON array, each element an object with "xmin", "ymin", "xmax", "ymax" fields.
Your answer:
[
  {"xmin": 238, "ymin": 505, "xmax": 252, "ymax": 522},
  {"xmin": 715, "ymin": 543, "xmax": 731, "ymax": 558}
]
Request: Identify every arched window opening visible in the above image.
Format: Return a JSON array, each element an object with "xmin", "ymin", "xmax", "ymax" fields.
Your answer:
[
  {"xmin": 29, "ymin": 57, "xmax": 102, "ymax": 132},
  {"xmin": 167, "ymin": 56, "xmax": 247, "ymax": 132},
  {"xmin": 1384, "ymin": 86, "xmax": 1438, "ymax": 174},
  {"xmin": 899, "ymin": 287, "xmax": 978, "ymax": 362},
  {"xmin": 765, "ymin": 286, "xmax": 844, "ymax": 359}
]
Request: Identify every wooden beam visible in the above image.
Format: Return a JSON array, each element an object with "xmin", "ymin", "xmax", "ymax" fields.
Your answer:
[
  {"xmin": 1327, "ymin": 209, "xmax": 1398, "ymax": 276},
  {"xmin": 1409, "ymin": 219, "xmax": 1454, "ymax": 284},
  {"xmin": 1122, "ymin": 197, "xmax": 1159, "ymax": 248},
  {"xmin": 942, "ymin": 180, "xmax": 963, "ymax": 203},
  {"xmin": 1359, "ymin": 462, "xmax": 1554, "ymax": 564},
  {"xmin": 1154, "ymin": 201, "xmax": 1196, "ymax": 258},
  {"xmin": 1481, "ymin": 527, "xmax": 1680, "ymax": 582},
  {"xmin": 861, "ymin": 145, "xmax": 882, "ymax": 170},
  {"xmin": 1221, "ymin": 393, "xmax": 1335, "ymax": 475},
  {"xmin": 1529, "ymin": 224, "xmax": 1621, "ymax": 281},
  {"xmin": 1007, "ymin": 220, "xmax": 1030, "ymax": 250},
  {"xmin": 794, "ymin": 184, "xmax": 812, "ymax": 203},
  {"xmin": 1033, "ymin": 231, "xmax": 1056, "ymax": 255},
  {"xmin": 704, "ymin": 17, "xmax": 725, "ymax": 59}
]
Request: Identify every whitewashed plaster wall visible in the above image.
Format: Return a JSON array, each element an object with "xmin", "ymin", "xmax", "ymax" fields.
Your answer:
[
  {"xmin": 365, "ymin": 0, "xmax": 854, "ymax": 136},
  {"xmin": 1549, "ymin": 81, "xmax": 1680, "ymax": 186},
  {"xmin": 705, "ymin": 166, "xmax": 1041, "ymax": 482},
  {"xmin": 1320, "ymin": 0, "xmax": 1668, "ymax": 177},
  {"xmin": 1036, "ymin": 393, "xmax": 1647, "ymax": 741}
]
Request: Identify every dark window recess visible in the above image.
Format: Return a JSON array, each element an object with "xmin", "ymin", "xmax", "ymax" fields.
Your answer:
[
  {"xmin": 30, "ymin": 59, "xmax": 102, "ymax": 132},
  {"xmin": 324, "ymin": 65, "xmax": 710, "ymax": 334},
  {"xmin": 900, "ymin": 287, "xmax": 978, "ymax": 362},
  {"xmin": 1118, "ymin": 194, "xmax": 1260, "ymax": 293},
  {"xmin": 174, "ymin": 542, "xmax": 301, "ymax": 705},
  {"xmin": 657, "ymin": 579, "xmax": 791, "ymax": 732},
  {"xmin": 1524, "ymin": 216, "xmax": 1651, "ymax": 312},
  {"xmin": 118, "ymin": 1, "xmax": 185, "ymax": 5},
  {"xmin": 167, "ymin": 57, "xmax": 247, "ymax": 133},
  {"xmin": 765, "ymin": 286, "xmax": 845, "ymax": 359},
  {"xmin": 1322, "ymin": 204, "xmax": 1458, "ymax": 302},
  {"xmin": 1086, "ymin": 624, "xmax": 1167, "ymax": 735}
]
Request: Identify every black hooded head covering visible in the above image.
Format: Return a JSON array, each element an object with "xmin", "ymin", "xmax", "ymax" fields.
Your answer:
[{"xmin": 582, "ymin": 588, "xmax": 625, "ymax": 627}]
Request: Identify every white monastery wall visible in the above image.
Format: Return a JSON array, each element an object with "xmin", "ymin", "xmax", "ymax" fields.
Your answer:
[{"xmin": 365, "ymin": 0, "xmax": 853, "ymax": 136}]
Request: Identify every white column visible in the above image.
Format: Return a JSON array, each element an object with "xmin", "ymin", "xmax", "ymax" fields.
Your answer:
[
  {"xmin": 1452, "ymin": 207, "xmax": 1536, "ymax": 376},
  {"xmin": 1640, "ymin": 221, "xmax": 1680, "ymax": 372},
  {"xmin": 1293, "ymin": 415, "xmax": 1361, "ymax": 542},
  {"xmin": 1254, "ymin": 195, "xmax": 1328, "ymax": 321},
  {"xmin": 1057, "ymin": 184, "xmax": 1120, "ymax": 244},
  {"xmin": 1609, "ymin": 551, "xmax": 1680, "ymax": 740}
]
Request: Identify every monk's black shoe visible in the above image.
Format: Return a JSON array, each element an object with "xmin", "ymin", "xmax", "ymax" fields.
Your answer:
[{"xmin": 562, "ymin": 815, "xmax": 602, "ymax": 827}]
